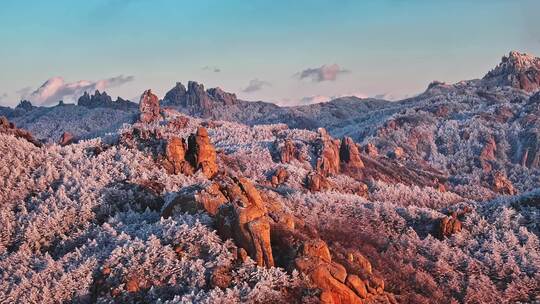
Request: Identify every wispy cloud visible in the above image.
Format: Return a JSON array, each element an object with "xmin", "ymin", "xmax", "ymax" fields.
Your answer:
[
  {"xmin": 24, "ymin": 75, "xmax": 135, "ymax": 106},
  {"xmin": 242, "ymin": 79, "xmax": 271, "ymax": 93},
  {"xmin": 202, "ymin": 66, "xmax": 221, "ymax": 73},
  {"xmin": 296, "ymin": 64, "xmax": 350, "ymax": 82}
]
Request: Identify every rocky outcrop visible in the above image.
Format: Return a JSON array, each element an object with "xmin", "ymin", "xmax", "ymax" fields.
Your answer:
[
  {"xmin": 167, "ymin": 116, "xmax": 190, "ymax": 130},
  {"xmin": 207, "ymin": 87, "xmax": 237, "ymax": 106},
  {"xmin": 436, "ymin": 214, "xmax": 462, "ymax": 239},
  {"xmin": 159, "ymin": 166, "xmax": 391, "ymax": 302},
  {"xmin": 315, "ymin": 128, "xmax": 341, "ymax": 177},
  {"xmin": 434, "ymin": 208, "xmax": 472, "ymax": 239},
  {"xmin": 162, "ymin": 136, "xmax": 193, "ymax": 175},
  {"xmin": 121, "ymin": 124, "xmax": 218, "ymax": 179},
  {"xmin": 339, "ymin": 137, "xmax": 364, "ymax": 175},
  {"xmin": 15, "ymin": 100, "xmax": 35, "ymax": 111},
  {"xmin": 270, "ymin": 167, "xmax": 289, "ymax": 187},
  {"xmin": 216, "ymin": 175, "xmax": 274, "ymax": 267},
  {"xmin": 364, "ymin": 143, "xmax": 379, "ymax": 157},
  {"xmin": 158, "ymin": 127, "xmax": 218, "ymax": 178},
  {"xmin": 163, "ymin": 174, "xmax": 274, "ymax": 268},
  {"xmin": 139, "ymin": 90, "xmax": 161, "ymax": 123},
  {"xmin": 518, "ymin": 130, "xmax": 539, "ymax": 169},
  {"xmin": 480, "ymin": 136, "xmax": 497, "ymax": 172},
  {"xmin": 292, "ymin": 239, "xmax": 389, "ymax": 304},
  {"xmin": 163, "ymin": 81, "xmax": 238, "ymax": 117},
  {"xmin": 491, "ymin": 171, "xmax": 517, "ymax": 195},
  {"xmin": 78, "ymin": 90, "xmax": 136, "ymax": 110},
  {"xmin": 484, "ymin": 51, "xmax": 540, "ymax": 92},
  {"xmin": 163, "ymin": 82, "xmax": 187, "ymax": 106},
  {"xmin": 387, "ymin": 147, "xmax": 405, "ymax": 160},
  {"xmin": 184, "ymin": 81, "xmax": 213, "ymax": 113},
  {"xmin": 161, "ymin": 183, "xmax": 228, "ymax": 218},
  {"xmin": 306, "ymin": 171, "xmax": 330, "ymax": 192},
  {"xmin": 308, "ymin": 129, "xmax": 446, "ymax": 193},
  {"xmin": 186, "ymin": 127, "xmax": 218, "ymax": 179},
  {"xmin": 276, "ymin": 138, "xmax": 299, "ymax": 163},
  {"xmin": 0, "ymin": 116, "xmax": 41, "ymax": 147},
  {"xmin": 59, "ymin": 132, "xmax": 74, "ymax": 146}
]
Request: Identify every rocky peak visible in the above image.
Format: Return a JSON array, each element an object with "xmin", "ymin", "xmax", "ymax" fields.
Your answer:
[
  {"xmin": 163, "ymin": 81, "xmax": 237, "ymax": 116},
  {"xmin": 79, "ymin": 90, "xmax": 112, "ymax": 106},
  {"xmin": 15, "ymin": 100, "xmax": 34, "ymax": 111},
  {"xmin": 163, "ymin": 82, "xmax": 187, "ymax": 105},
  {"xmin": 138, "ymin": 89, "xmax": 161, "ymax": 123},
  {"xmin": 484, "ymin": 51, "xmax": 540, "ymax": 92},
  {"xmin": 207, "ymin": 87, "xmax": 237, "ymax": 105},
  {"xmin": 315, "ymin": 128, "xmax": 341, "ymax": 177},
  {"xmin": 78, "ymin": 90, "xmax": 136, "ymax": 110}
]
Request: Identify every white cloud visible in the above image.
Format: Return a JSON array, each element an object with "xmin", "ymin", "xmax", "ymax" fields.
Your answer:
[
  {"xmin": 242, "ymin": 79, "xmax": 271, "ymax": 93},
  {"xmin": 25, "ymin": 75, "xmax": 134, "ymax": 106},
  {"xmin": 297, "ymin": 64, "xmax": 350, "ymax": 82}
]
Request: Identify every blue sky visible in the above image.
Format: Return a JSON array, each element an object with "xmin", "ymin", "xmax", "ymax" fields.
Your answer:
[{"xmin": 0, "ymin": 0, "xmax": 539, "ymax": 106}]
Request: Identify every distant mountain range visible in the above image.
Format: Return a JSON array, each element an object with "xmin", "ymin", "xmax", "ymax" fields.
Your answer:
[{"xmin": 1, "ymin": 51, "xmax": 539, "ymax": 144}]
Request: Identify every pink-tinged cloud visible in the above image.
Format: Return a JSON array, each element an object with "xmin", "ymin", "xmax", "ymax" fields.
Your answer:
[
  {"xmin": 25, "ymin": 75, "xmax": 134, "ymax": 106},
  {"xmin": 297, "ymin": 64, "xmax": 350, "ymax": 82}
]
